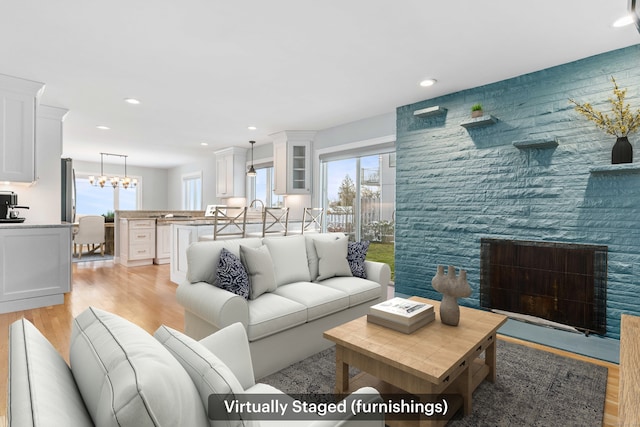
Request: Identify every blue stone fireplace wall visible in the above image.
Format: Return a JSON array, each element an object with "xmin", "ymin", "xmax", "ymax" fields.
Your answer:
[{"xmin": 395, "ymin": 44, "xmax": 640, "ymax": 339}]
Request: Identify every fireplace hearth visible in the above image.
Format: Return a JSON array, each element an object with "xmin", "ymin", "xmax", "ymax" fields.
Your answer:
[{"xmin": 480, "ymin": 238, "xmax": 607, "ymax": 335}]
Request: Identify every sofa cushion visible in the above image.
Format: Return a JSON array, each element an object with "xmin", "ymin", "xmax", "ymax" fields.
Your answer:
[
  {"xmin": 217, "ymin": 248, "xmax": 250, "ymax": 299},
  {"xmin": 8, "ymin": 318, "xmax": 93, "ymax": 427},
  {"xmin": 187, "ymin": 238, "xmax": 263, "ymax": 286},
  {"xmin": 263, "ymin": 235, "xmax": 310, "ymax": 286},
  {"xmin": 304, "ymin": 233, "xmax": 345, "ymax": 281},
  {"xmin": 240, "ymin": 244, "xmax": 277, "ymax": 299},
  {"xmin": 154, "ymin": 325, "xmax": 246, "ymax": 427},
  {"xmin": 274, "ymin": 282, "xmax": 350, "ymax": 321},
  {"xmin": 318, "ymin": 276, "xmax": 382, "ymax": 307},
  {"xmin": 314, "ymin": 235, "xmax": 353, "ymax": 281},
  {"xmin": 347, "ymin": 240, "xmax": 370, "ymax": 279},
  {"xmin": 69, "ymin": 307, "xmax": 208, "ymax": 427},
  {"xmin": 246, "ymin": 293, "xmax": 307, "ymax": 341}
]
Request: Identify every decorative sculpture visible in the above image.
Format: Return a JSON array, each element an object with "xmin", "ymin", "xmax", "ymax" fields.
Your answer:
[{"xmin": 431, "ymin": 265, "xmax": 472, "ymax": 326}]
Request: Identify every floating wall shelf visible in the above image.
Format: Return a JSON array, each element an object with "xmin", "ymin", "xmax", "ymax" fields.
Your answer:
[
  {"xmin": 460, "ymin": 114, "xmax": 498, "ymax": 129},
  {"xmin": 413, "ymin": 106, "xmax": 447, "ymax": 118},
  {"xmin": 513, "ymin": 138, "xmax": 559, "ymax": 150},
  {"xmin": 590, "ymin": 164, "xmax": 640, "ymax": 175}
]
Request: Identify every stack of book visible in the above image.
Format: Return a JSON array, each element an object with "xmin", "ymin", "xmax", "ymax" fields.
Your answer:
[{"xmin": 367, "ymin": 297, "xmax": 435, "ymax": 334}]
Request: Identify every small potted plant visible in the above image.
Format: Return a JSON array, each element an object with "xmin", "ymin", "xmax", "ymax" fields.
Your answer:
[
  {"xmin": 102, "ymin": 210, "xmax": 115, "ymax": 223},
  {"xmin": 471, "ymin": 103, "xmax": 483, "ymax": 118},
  {"xmin": 569, "ymin": 76, "xmax": 640, "ymax": 164}
]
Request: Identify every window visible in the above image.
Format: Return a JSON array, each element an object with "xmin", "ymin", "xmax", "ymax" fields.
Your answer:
[
  {"xmin": 75, "ymin": 173, "xmax": 140, "ymax": 215},
  {"xmin": 247, "ymin": 166, "xmax": 284, "ymax": 207},
  {"xmin": 321, "ymin": 152, "xmax": 395, "ymax": 242},
  {"xmin": 182, "ymin": 172, "xmax": 202, "ymax": 210}
]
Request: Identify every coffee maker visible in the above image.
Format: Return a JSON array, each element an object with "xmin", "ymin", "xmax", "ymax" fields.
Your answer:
[{"xmin": 0, "ymin": 191, "xmax": 29, "ymax": 223}]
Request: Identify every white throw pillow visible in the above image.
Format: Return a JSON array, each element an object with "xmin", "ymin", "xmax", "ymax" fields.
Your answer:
[
  {"xmin": 263, "ymin": 235, "xmax": 311, "ymax": 286},
  {"xmin": 154, "ymin": 325, "xmax": 246, "ymax": 427},
  {"xmin": 304, "ymin": 233, "xmax": 344, "ymax": 281},
  {"xmin": 240, "ymin": 244, "xmax": 277, "ymax": 299},
  {"xmin": 314, "ymin": 236, "xmax": 353, "ymax": 281},
  {"xmin": 69, "ymin": 307, "xmax": 208, "ymax": 427}
]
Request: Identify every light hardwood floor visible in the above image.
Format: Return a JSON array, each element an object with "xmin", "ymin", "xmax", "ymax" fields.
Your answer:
[{"xmin": 0, "ymin": 261, "xmax": 620, "ymax": 427}]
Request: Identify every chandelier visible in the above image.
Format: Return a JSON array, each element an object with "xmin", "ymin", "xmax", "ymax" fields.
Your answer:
[{"xmin": 88, "ymin": 153, "xmax": 138, "ymax": 189}]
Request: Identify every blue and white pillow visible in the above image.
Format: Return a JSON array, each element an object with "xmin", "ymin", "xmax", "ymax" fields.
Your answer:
[
  {"xmin": 347, "ymin": 240, "xmax": 370, "ymax": 279},
  {"xmin": 216, "ymin": 248, "xmax": 250, "ymax": 299}
]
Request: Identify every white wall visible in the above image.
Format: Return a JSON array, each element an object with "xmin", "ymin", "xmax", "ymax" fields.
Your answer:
[
  {"xmin": 313, "ymin": 112, "xmax": 396, "ymax": 152},
  {"xmin": 167, "ymin": 156, "xmax": 216, "ymax": 210},
  {"xmin": 73, "ymin": 159, "xmax": 170, "ymax": 210},
  {"xmin": 165, "ymin": 113, "xmax": 397, "ymax": 209},
  {"xmin": 0, "ymin": 105, "xmax": 68, "ymax": 224}
]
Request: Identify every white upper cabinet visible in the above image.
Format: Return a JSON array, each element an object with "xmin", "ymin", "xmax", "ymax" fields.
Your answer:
[
  {"xmin": 215, "ymin": 147, "xmax": 247, "ymax": 198},
  {"xmin": 0, "ymin": 74, "xmax": 45, "ymax": 183},
  {"xmin": 271, "ymin": 130, "xmax": 315, "ymax": 195}
]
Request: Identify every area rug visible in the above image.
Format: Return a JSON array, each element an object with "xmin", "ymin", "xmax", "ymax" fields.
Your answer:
[
  {"xmin": 72, "ymin": 253, "xmax": 114, "ymax": 263},
  {"xmin": 260, "ymin": 340, "xmax": 607, "ymax": 427}
]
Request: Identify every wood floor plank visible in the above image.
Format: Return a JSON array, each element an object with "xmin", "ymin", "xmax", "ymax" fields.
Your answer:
[{"xmin": 0, "ymin": 261, "xmax": 619, "ymax": 427}]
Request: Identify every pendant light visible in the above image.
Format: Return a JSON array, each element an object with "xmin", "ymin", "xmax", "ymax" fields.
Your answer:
[
  {"xmin": 247, "ymin": 140, "xmax": 257, "ymax": 176},
  {"xmin": 88, "ymin": 153, "xmax": 137, "ymax": 189}
]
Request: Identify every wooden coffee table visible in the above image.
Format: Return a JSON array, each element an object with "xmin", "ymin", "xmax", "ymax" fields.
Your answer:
[{"xmin": 323, "ymin": 297, "xmax": 507, "ymax": 426}]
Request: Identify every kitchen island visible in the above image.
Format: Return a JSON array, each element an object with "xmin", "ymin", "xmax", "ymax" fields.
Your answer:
[
  {"xmin": 169, "ymin": 211, "xmax": 264, "ymax": 283},
  {"xmin": 115, "ymin": 209, "xmax": 262, "ymax": 267},
  {"xmin": 0, "ymin": 222, "xmax": 72, "ymax": 313},
  {"xmin": 115, "ymin": 210, "xmax": 205, "ymax": 267}
]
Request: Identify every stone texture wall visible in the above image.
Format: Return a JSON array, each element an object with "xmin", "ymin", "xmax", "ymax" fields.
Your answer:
[{"xmin": 395, "ymin": 44, "xmax": 640, "ymax": 339}]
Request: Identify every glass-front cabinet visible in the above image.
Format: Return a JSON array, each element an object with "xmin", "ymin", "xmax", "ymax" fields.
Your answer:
[
  {"xmin": 272, "ymin": 131, "xmax": 315, "ymax": 195},
  {"xmin": 290, "ymin": 143, "xmax": 308, "ymax": 191}
]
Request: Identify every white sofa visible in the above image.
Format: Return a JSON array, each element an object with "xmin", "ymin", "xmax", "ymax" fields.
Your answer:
[
  {"xmin": 8, "ymin": 307, "xmax": 384, "ymax": 427},
  {"xmin": 176, "ymin": 233, "xmax": 391, "ymax": 379}
]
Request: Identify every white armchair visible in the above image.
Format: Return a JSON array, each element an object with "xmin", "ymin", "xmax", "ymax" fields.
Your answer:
[
  {"xmin": 163, "ymin": 322, "xmax": 386, "ymax": 427},
  {"xmin": 73, "ymin": 215, "xmax": 105, "ymax": 258}
]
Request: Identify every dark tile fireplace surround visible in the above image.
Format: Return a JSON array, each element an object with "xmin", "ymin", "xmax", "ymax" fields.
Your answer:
[{"xmin": 480, "ymin": 238, "xmax": 608, "ymax": 335}]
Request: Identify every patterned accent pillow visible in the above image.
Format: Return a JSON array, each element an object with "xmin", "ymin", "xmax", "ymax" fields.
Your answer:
[
  {"xmin": 347, "ymin": 240, "xmax": 370, "ymax": 279},
  {"xmin": 216, "ymin": 248, "xmax": 250, "ymax": 299}
]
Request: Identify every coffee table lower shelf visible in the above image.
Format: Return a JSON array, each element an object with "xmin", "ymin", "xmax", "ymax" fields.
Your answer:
[{"xmin": 343, "ymin": 357, "xmax": 490, "ymax": 427}]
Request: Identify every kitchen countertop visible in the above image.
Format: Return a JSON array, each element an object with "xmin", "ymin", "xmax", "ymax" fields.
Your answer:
[
  {"xmin": 160, "ymin": 211, "xmax": 265, "ymax": 225},
  {"xmin": 0, "ymin": 222, "xmax": 73, "ymax": 229}
]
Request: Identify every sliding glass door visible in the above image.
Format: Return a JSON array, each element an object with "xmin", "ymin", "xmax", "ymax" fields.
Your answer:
[{"xmin": 321, "ymin": 152, "xmax": 395, "ymax": 243}]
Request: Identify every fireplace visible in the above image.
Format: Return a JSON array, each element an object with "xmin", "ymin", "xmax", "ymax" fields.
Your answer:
[{"xmin": 480, "ymin": 239, "xmax": 607, "ymax": 335}]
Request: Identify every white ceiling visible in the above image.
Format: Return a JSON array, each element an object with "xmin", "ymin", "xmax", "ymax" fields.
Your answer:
[{"xmin": 0, "ymin": 1, "xmax": 638, "ymax": 168}]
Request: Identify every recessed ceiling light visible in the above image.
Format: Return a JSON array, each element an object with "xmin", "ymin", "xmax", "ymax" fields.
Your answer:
[
  {"xmin": 96, "ymin": 125, "xmax": 110, "ymax": 130},
  {"xmin": 248, "ymin": 126, "xmax": 257, "ymax": 130},
  {"xmin": 124, "ymin": 98, "xmax": 141, "ymax": 105},
  {"xmin": 419, "ymin": 79, "xmax": 437, "ymax": 87},
  {"xmin": 200, "ymin": 142, "xmax": 209, "ymax": 146}
]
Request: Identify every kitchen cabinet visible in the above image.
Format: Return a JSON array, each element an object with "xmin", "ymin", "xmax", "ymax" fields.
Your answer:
[
  {"xmin": 170, "ymin": 223, "xmax": 214, "ymax": 283},
  {"xmin": 118, "ymin": 218, "xmax": 156, "ymax": 267},
  {"xmin": 271, "ymin": 130, "xmax": 315, "ymax": 195},
  {"xmin": 215, "ymin": 147, "xmax": 247, "ymax": 198},
  {"xmin": 154, "ymin": 223, "xmax": 171, "ymax": 264},
  {"xmin": 0, "ymin": 224, "xmax": 71, "ymax": 313},
  {"xmin": 0, "ymin": 74, "xmax": 45, "ymax": 183}
]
